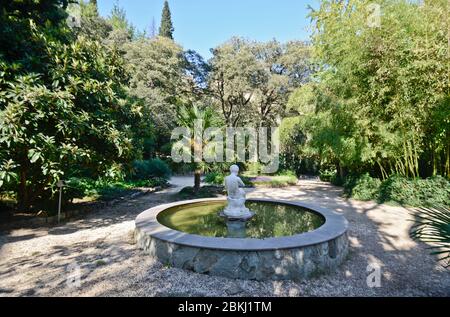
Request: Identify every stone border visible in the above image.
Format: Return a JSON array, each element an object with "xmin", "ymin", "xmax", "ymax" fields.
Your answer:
[
  {"xmin": 135, "ymin": 198, "xmax": 349, "ymax": 280},
  {"xmin": 0, "ymin": 186, "xmax": 163, "ymax": 230},
  {"xmin": 135, "ymin": 198, "xmax": 348, "ymax": 251}
]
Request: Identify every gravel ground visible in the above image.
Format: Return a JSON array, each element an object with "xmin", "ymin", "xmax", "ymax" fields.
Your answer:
[{"xmin": 0, "ymin": 178, "xmax": 448, "ymax": 297}]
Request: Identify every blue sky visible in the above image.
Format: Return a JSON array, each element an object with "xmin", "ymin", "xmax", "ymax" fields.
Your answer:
[{"xmin": 97, "ymin": 0, "xmax": 318, "ymax": 59}]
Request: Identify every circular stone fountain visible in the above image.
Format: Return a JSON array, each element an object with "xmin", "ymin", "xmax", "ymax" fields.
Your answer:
[
  {"xmin": 134, "ymin": 197, "xmax": 349, "ymax": 280},
  {"xmin": 135, "ymin": 165, "xmax": 348, "ymax": 280}
]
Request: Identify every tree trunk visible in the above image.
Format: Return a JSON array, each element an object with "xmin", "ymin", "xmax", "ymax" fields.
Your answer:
[
  {"xmin": 17, "ymin": 167, "xmax": 30, "ymax": 211},
  {"xmin": 336, "ymin": 161, "xmax": 342, "ymax": 179},
  {"xmin": 194, "ymin": 169, "xmax": 201, "ymax": 193}
]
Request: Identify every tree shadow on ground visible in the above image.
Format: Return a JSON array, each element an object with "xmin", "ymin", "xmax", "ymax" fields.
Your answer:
[
  {"xmin": 245, "ymin": 181, "xmax": 449, "ymax": 296},
  {"xmin": 0, "ymin": 180, "xmax": 448, "ymax": 296}
]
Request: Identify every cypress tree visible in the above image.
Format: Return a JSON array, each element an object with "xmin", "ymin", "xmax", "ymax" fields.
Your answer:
[
  {"xmin": 158, "ymin": 1, "xmax": 174, "ymax": 39},
  {"xmin": 89, "ymin": 0, "xmax": 99, "ymax": 15}
]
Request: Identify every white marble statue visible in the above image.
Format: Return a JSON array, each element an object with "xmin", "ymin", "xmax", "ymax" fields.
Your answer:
[{"xmin": 223, "ymin": 165, "xmax": 253, "ymax": 219}]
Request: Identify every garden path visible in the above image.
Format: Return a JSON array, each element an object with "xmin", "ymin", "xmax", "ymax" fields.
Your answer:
[{"xmin": 0, "ymin": 177, "xmax": 448, "ymax": 296}]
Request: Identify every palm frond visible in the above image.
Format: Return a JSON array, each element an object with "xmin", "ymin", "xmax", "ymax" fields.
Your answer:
[{"xmin": 411, "ymin": 205, "xmax": 450, "ymax": 268}]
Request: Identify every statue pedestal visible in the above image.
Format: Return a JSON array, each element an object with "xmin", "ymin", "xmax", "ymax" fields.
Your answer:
[
  {"xmin": 224, "ymin": 220, "xmax": 247, "ymax": 238},
  {"xmin": 219, "ymin": 210, "xmax": 255, "ymax": 222},
  {"xmin": 219, "ymin": 197, "xmax": 255, "ymax": 222}
]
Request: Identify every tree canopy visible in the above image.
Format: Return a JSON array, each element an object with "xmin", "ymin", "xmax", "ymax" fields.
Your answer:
[
  {"xmin": 283, "ymin": 0, "xmax": 450, "ymax": 179},
  {"xmin": 1, "ymin": 0, "xmax": 448, "ymax": 213},
  {"xmin": 208, "ymin": 38, "xmax": 311, "ymax": 127},
  {"xmin": 0, "ymin": 1, "xmax": 146, "ymax": 209}
]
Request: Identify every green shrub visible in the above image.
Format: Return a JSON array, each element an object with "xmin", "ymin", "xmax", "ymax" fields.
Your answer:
[
  {"xmin": 341, "ymin": 174, "xmax": 450, "ymax": 206},
  {"xmin": 204, "ymin": 172, "xmax": 225, "ymax": 185},
  {"xmin": 177, "ymin": 186, "xmax": 225, "ymax": 199},
  {"xmin": 344, "ymin": 173, "xmax": 381, "ymax": 201},
  {"xmin": 319, "ymin": 169, "xmax": 336, "ymax": 182},
  {"xmin": 131, "ymin": 178, "xmax": 169, "ymax": 188},
  {"xmin": 65, "ymin": 177, "xmax": 96, "ymax": 200},
  {"xmin": 414, "ymin": 176, "xmax": 450, "ymax": 206},
  {"xmin": 131, "ymin": 159, "xmax": 171, "ymax": 180},
  {"xmin": 65, "ymin": 177, "xmax": 168, "ymax": 202},
  {"xmin": 204, "ymin": 172, "xmax": 255, "ymax": 187},
  {"xmin": 330, "ymin": 173, "xmax": 345, "ymax": 186},
  {"xmin": 245, "ymin": 162, "xmax": 262, "ymax": 175},
  {"xmin": 276, "ymin": 170, "xmax": 297, "ymax": 177},
  {"xmin": 378, "ymin": 175, "xmax": 450, "ymax": 207}
]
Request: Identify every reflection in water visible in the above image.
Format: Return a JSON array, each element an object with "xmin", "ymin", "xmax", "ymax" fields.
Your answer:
[
  {"xmin": 157, "ymin": 201, "xmax": 325, "ymax": 239},
  {"xmin": 225, "ymin": 221, "xmax": 247, "ymax": 238}
]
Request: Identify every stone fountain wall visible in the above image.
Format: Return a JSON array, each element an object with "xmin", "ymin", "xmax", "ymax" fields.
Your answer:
[{"xmin": 134, "ymin": 228, "xmax": 349, "ymax": 281}]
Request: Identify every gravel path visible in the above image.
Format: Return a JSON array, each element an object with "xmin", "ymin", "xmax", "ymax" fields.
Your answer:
[{"xmin": 0, "ymin": 179, "xmax": 448, "ymax": 297}]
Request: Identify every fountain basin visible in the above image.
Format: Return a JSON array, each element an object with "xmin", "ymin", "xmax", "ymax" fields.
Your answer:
[{"xmin": 134, "ymin": 198, "xmax": 349, "ymax": 280}]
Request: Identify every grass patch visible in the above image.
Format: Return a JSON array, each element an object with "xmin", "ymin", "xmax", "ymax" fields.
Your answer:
[
  {"xmin": 204, "ymin": 170, "xmax": 298, "ymax": 188},
  {"xmin": 250, "ymin": 174, "xmax": 298, "ymax": 187},
  {"xmin": 95, "ymin": 259, "xmax": 107, "ymax": 267}
]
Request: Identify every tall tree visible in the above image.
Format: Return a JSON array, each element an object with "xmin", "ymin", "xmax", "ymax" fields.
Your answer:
[
  {"xmin": 123, "ymin": 37, "xmax": 186, "ymax": 151},
  {"xmin": 108, "ymin": 3, "xmax": 133, "ymax": 35},
  {"xmin": 90, "ymin": 0, "xmax": 98, "ymax": 12},
  {"xmin": 208, "ymin": 37, "xmax": 310, "ymax": 127},
  {"xmin": 0, "ymin": 2, "xmax": 144, "ymax": 210},
  {"xmin": 76, "ymin": 0, "xmax": 112, "ymax": 41},
  {"xmin": 159, "ymin": 0, "xmax": 174, "ymax": 39},
  {"xmin": 284, "ymin": 0, "xmax": 450, "ymax": 179},
  {"xmin": 175, "ymin": 104, "xmax": 219, "ymax": 192}
]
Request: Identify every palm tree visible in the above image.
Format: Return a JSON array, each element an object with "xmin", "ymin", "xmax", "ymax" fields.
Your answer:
[
  {"xmin": 175, "ymin": 103, "xmax": 220, "ymax": 193},
  {"xmin": 411, "ymin": 205, "xmax": 450, "ymax": 268}
]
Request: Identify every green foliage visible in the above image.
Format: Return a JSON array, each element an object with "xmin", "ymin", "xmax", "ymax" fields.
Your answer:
[
  {"xmin": 284, "ymin": 0, "xmax": 450, "ymax": 181},
  {"xmin": 209, "ymin": 37, "xmax": 311, "ymax": 127},
  {"xmin": 378, "ymin": 175, "xmax": 450, "ymax": 207},
  {"xmin": 250, "ymin": 174, "xmax": 298, "ymax": 188},
  {"xmin": 65, "ymin": 176, "xmax": 168, "ymax": 202},
  {"xmin": 131, "ymin": 159, "xmax": 171, "ymax": 181},
  {"xmin": 159, "ymin": 1, "xmax": 174, "ymax": 39},
  {"xmin": 73, "ymin": 0, "xmax": 112, "ymax": 41},
  {"xmin": 204, "ymin": 171, "xmax": 297, "ymax": 188},
  {"xmin": 276, "ymin": 170, "xmax": 296, "ymax": 177},
  {"xmin": 108, "ymin": 3, "xmax": 134, "ymax": 36},
  {"xmin": 124, "ymin": 37, "xmax": 186, "ymax": 134},
  {"xmin": 413, "ymin": 177, "xmax": 450, "ymax": 206},
  {"xmin": 336, "ymin": 173, "xmax": 450, "ymax": 206},
  {"xmin": 279, "ymin": 116, "xmax": 317, "ymax": 175},
  {"xmin": 244, "ymin": 162, "xmax": 263, "ymax": 176},
  {"xmin": 0, "ymin": 0, "xmax": 71, "ymax": 72},
  {"xmin": 0, "ymin": 3, "xmax": 148, "ymax": 210},
  {"xmin": 411, "ymin": 205, "xmax": 450, "ymax": 268},
  {"xmin": 204, "ymin": 171, "xmax": 237, "ymax": 186},
  {"xmin": 343, "ymin": 173, "xmax": 381, "ymax": 201},
  {"xmin": 174, "ymin": 103, "xmax": 222, "ymax": 191},
  {"xmin": 319, "ymin": 169, "xmax": 336, "ymax": 182},
  {"xmin": 204, "ymin": 172, "xmax": 225, "ymax": 186},
  {"xmin": 177, "ymin": 186, "xmax": 224, "ymax": 200}
]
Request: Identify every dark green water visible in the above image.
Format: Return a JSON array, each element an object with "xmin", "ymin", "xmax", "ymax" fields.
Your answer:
[{"xmin": 157, "ymin": 201, "xmax": 325, "ymax": 238}]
